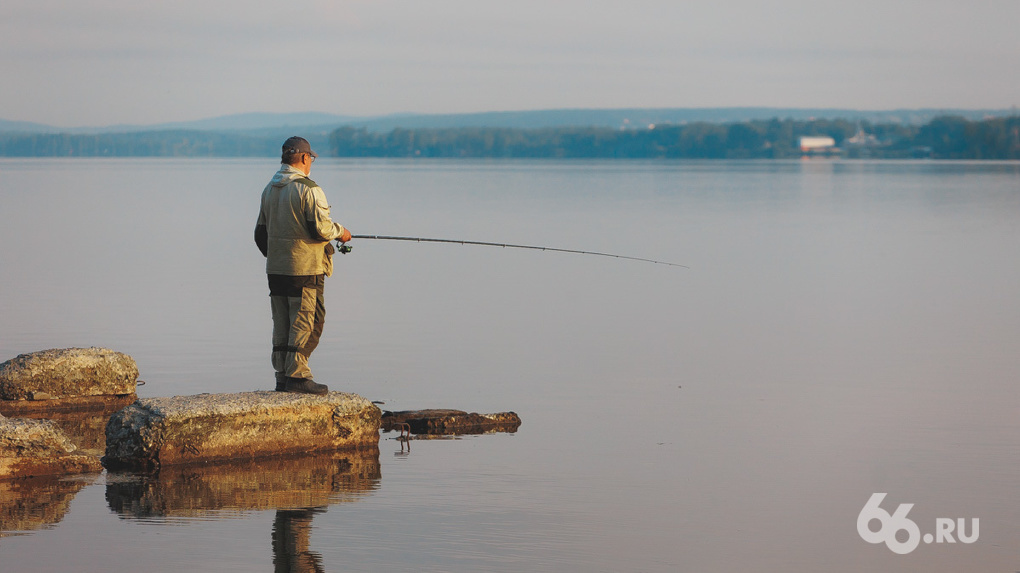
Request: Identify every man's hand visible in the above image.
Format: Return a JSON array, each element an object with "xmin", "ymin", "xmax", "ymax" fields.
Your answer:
[{"xmin": 339, "ymin": 228, "xmax": 352, "ymax": 243}]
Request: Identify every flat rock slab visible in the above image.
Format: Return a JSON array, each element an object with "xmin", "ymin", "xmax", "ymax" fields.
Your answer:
[
  {"xmin": 381, "ymin": 409, "xmax": 521, "ymax": 435},
  {"xmin": 0, "ymin": 414, "xmax": 102, "ymax": 479},
  {"xmin": 0, "ymin": 348, "xmax": 138, "ymax": 402},
  {"xmin": 104, "ymin": 392, "xmax": 381, "ymax": 470}
]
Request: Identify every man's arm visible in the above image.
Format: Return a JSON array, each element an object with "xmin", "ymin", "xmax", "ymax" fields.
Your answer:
[
  {"xmin": 306, "ymin": 186, "xmax": 350, "ymax": 243},
  {"xmin": 254, "ymin": 202, "xmax": 269, "ymax": 256},
  {"xmin": 254, "ymin": 224, "xmax": 268, "ymax": 256}
]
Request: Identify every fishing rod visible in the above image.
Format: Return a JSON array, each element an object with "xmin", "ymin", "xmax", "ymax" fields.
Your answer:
[{"xmin": 337, "ymin": 234, "xmax": 688, "ymax": 268}]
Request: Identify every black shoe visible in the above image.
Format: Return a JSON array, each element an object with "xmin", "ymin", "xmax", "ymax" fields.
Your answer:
[
  {"xmin": 284, "ymin": 377, "xmax": 328, "ymax": 395},
  {"xmin": 274, "ymin": 373, "xmax": 287, "ymax": 392}
]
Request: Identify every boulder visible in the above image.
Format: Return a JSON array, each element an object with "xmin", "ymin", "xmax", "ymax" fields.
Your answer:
[
  {"xmin": 0, "ymin": 348, "xmax": 138, "ymax": 403},
  {"xmin": 0, "ymin": 414, "xmax": 102, "ymax": 479},
  {"xmin": 104, "ymin": 392, "xmax": 381, "ymax": 470},
  {"xmin": 381, "ymin": 409, "xmax": 521, "ymax": 435}
]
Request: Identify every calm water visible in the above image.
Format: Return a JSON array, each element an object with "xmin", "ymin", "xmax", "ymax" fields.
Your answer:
[{"xmin": 1, "ymin": 158, "xmax": 1018, "ymax": 572}]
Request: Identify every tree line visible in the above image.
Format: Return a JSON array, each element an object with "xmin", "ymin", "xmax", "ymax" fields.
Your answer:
[
  {"xmin": 330, "ymin": 116, "xmax": 1020, "ymax": 160},
  {"xmin": 2, "ymin": 116, "xmax": 1018, "ymax": 159},
  {"xmin": 0, "ymin": 130, "xmax": 278, "ymax": 157}
]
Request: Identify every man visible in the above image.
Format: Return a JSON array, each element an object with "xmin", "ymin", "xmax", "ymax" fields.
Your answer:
[{"xmin": 255, "ymin": 136, "xmax": 351, "ymax": 395}]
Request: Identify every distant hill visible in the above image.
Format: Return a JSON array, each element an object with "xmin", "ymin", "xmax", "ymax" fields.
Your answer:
[
  {"xmin": 343, "ymin": 108, "xmax": 1016, "ymax": 132},
  {"xmin": 0, "ymin": 112, "xmax": 357, "ymax": 135},
  {"xmin": 144, "ymin": 111, "xmax": 359, "ymax": 132},
  {"xmin": 0, "ymin": 119, "xmax": 61, "ymax": 133}
]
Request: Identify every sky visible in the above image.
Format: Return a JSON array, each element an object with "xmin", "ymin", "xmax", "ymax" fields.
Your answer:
[{"xmin": 2, "ymin": 0, "xmax": 1018, "ymax": 127}]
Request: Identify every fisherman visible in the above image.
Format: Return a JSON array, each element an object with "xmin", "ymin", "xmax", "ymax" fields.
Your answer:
[{"xmin": 254, "ymin": 136, "xmax": 351, "ymax": 395}]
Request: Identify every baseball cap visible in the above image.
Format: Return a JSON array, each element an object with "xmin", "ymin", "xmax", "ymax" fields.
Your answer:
[{"xmin": 282, "ymin": 136, "xmax": 317, "ymax": 158}]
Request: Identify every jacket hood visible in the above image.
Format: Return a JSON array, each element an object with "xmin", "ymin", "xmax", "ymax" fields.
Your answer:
[{"xmin": 270, "ymin": 164, "xmax": 307, "ymax": 187}]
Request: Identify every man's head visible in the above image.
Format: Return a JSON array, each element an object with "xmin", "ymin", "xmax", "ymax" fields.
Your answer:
[{"xmin": 281, "ymin": 136, "xmax": 317, "ymax": 175}]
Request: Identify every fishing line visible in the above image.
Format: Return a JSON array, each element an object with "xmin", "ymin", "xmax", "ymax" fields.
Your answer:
[{"xmin": 338, "ymin": 234, "xmax": 688, "ymax": 268}]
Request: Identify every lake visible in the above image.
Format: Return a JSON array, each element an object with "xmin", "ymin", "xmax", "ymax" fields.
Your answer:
[{"xmin": 1, "ymin": 158, "xmax": 1018, "ymax": 572}]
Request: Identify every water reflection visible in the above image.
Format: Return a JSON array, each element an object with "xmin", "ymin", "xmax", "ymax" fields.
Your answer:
[
  {"xmin": 0, "ymin": 475, "xmax": 95, "ymax": 535},
  {"xmin": 273, "ymin": 508, "xmax": 327, "ymax": 573},
  {"xmin": 106, "ymin": 449, "xmax": 380, "ymax": 571},
  {"xmin": 106, "ymin": 448, "xmax": 380, "ymax": 518}
]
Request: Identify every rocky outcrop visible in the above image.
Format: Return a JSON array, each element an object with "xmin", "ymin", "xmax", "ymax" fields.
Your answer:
[
  {"xmin": 381, "ymin": 409, "xmax": 521, "ymax": 435},
  {"xmin": 104, "ymin": 392, "xmax": 381, "ymax": 470},
  {"xmin": 0, "ymin": 347, "xmax": 139, "ymax": 478},
  {"xmin": 0, "ymin": 414, "xmax": 102, "ymax": 479},
  {"xmin": 0, "ymin": 347, "xmax": 138, "ymax": 404}
]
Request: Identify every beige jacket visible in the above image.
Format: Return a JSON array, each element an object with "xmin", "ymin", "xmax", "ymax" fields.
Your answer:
[{"xmin": 255, "ymin": 165, "xmax": 346, "ymax": 276}]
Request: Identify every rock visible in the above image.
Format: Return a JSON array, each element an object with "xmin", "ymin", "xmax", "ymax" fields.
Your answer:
[
  {"xmin": 0, "ymin": 348, "xmax": 138, "ymax": 402},
  {"xmin": 106, "ymin": 448, "xmax": 381, "ymax": 519},
  {"xmin": 9, "ymin": 397, "xmax": 137, "ymax": 459},
  {"xmin": 381, "ymin": 409, "xmax": 521, "ymax": 435},
  {"xmin": 0, "ymin": 416, "xmax": 102, "ymax": 479},
  {"xmin": 104, "ymin": 392, "xmax": 381, "ymax": 470}
]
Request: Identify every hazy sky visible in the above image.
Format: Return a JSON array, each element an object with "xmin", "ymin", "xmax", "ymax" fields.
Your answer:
[{"xmin": 2, "ymin": 0, "xmax": 1018, "ymax": 126}]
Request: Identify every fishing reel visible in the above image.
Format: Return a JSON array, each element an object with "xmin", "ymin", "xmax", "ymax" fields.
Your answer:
[{"xmin": 337, "ymin": 240, "xmax": 353, "ymax": 254}]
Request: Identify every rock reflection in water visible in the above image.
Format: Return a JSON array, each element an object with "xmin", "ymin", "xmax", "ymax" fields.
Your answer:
[
  {"xmin": 106, "ymin": 448, "xmax": 381, "ymax": 518},
  {"xmin": 106, "ymin": 448, "xmax": 380, "ymax": 571},
  {"xmin": 0, "ymin": 475, "xmax": 94, "ymax": 535}
]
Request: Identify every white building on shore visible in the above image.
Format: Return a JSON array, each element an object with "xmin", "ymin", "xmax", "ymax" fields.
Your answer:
[{"xmin": 799, "ymin": 136, "xmax": 837, "ymax": 153}]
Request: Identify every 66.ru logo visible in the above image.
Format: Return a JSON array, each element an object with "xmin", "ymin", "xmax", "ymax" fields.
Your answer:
[{"xmin": 857, "ymin": 493, "xmax": 979, "ymax": 554}]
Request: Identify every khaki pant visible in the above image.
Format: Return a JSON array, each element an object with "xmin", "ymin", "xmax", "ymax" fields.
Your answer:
[{"xmin": 269, "ymin": 274, "xmax": 326, "ymax": 380}]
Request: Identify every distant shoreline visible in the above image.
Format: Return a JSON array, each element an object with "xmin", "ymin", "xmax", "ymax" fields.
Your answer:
[{"xmin": 1, "ymin": 115, "xmax": 1018, "ymax": 160}]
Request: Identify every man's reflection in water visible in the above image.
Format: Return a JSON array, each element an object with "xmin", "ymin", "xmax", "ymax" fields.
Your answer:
[{"xmin": 272, "ymin": 507, "xmax": 327, "ymax": 573}]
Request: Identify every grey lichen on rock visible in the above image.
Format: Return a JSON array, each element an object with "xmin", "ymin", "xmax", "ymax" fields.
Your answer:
[
  {"xmin": 0, "ymin": 347, "xmax": 138, "ymax": 401},
  {"xmin": 104, "ymin": 391, "xmax": 382, "ymax": 470},
  {"xmin": 0, "ymin": 415, "xmax": 102, "ymax": 479}
]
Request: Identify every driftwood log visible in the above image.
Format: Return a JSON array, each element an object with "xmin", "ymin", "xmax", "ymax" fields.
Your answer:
[{"xmin": 381, "ymin": 409, "xmax": 521, "ymax": 435}]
